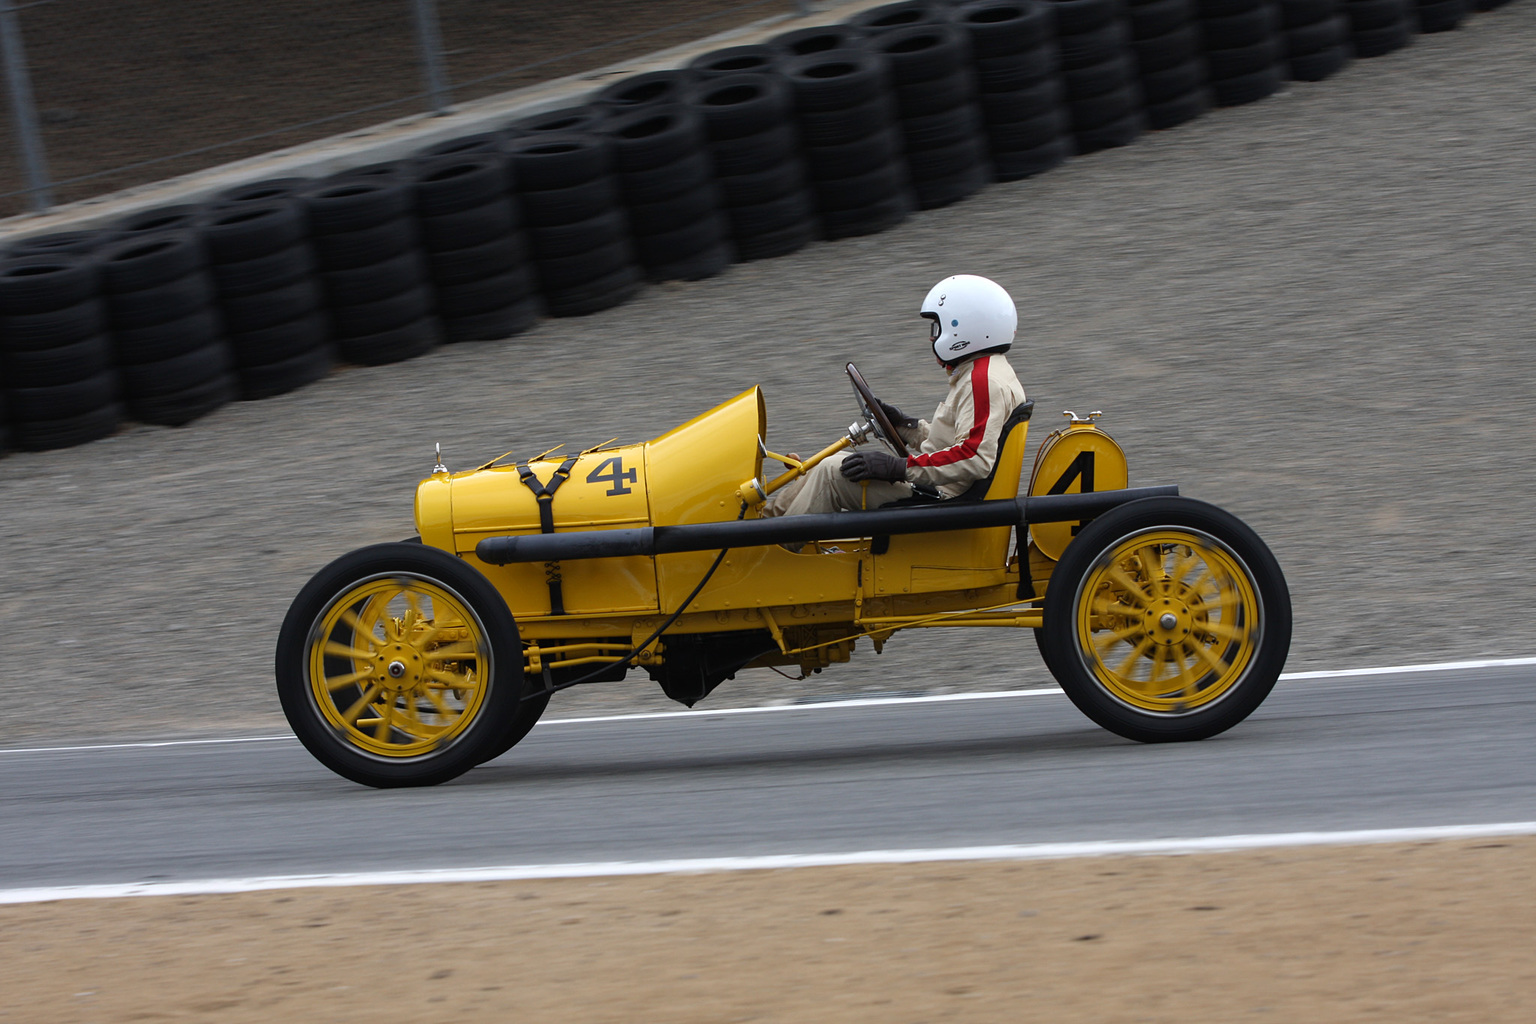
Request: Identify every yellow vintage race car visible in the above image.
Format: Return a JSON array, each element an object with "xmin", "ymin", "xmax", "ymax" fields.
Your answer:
[{"xmin": 276, "ymin": 365, "xmax": 1291, "ymax": 787}]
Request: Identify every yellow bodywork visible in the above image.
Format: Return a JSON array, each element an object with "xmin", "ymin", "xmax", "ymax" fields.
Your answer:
[{"xmin": 413, "ymin": 389, "xmax": 1126, "ymax": 679}]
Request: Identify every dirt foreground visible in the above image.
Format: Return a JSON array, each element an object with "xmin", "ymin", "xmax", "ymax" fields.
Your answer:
[{"xmin": 4, "ymin": 837, "xmax": 1532, "ymax": 1023}]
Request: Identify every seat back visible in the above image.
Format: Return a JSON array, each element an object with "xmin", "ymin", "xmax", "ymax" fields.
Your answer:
[{"xmin": 951, "ymin": 399, "xmax": 1034, "ymax": 502}]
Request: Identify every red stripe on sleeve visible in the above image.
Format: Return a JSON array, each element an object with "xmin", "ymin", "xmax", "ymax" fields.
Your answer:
[{"xmin": 908, "ymin": 356, "xmax": 991, "ymax": 469}]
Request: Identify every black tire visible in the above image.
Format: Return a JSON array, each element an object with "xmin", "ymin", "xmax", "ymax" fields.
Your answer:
[
  {"xmin": 209, "ymin": 243, "xmax": 317, "ymax": 298},
  {"xmin": 276, "ymin": 542, "xmax": 528, "ymax": 788},
  {"xmin": 506, "ymin": 104, "xmax": 611, "ymax": 138},
  {"xmin": 1285, "ymin": 14, "xmax": 1349, "ymax": 55},
  {"xmin": 1039, "ymin": 496, "xmax": 1291, "ymax": 743},
  {"xmin": 237, "ymin": 344, "xmax": 334, "ymax": 401},
  {"xmin": 1415, "ymin": 0, "xmax": 1465, "ymax": 32},
  {"xmin": 503, "ymin": 134, "xmax": 611, "ymax": 191},
  {"xmin": 417, "ymin": 132, "xmax": 509, "ymax": 160},
  {"xmin": 987, "ymin": 107, "xmax": 1071, "ymax": 151},
  {"xmin": 413, "ymin": 154, "xmax": 508, "ymax": 217},
  {"xmin": 518, "ymin": 177, "xmax": 620, "ymax": 228},
  {"xmin": 728, "ymin": 188, "xmax": 818, "ymax": 237},
  {"xmin": 602, "ymin": 106, "xmax": 706, "ymax": 174},
  {"xmin": 820, "ymin": 190, "xmax": 913, "ymax": 239},
  {"xmin": 912, "ymin": 160, "xmax": 991, "ymax": 209},
  {"xmin": 633, "ymin": 215, "xmax": 727, "ymax": 268},
  {"xmin": 594, "ymin": 70, "xmax": 696, "ymax": 111},
  {"xmin": 107, "ymin": 273, "xmax": 216, "ymax": 330},
  {"xmin": 1280, "ymin": 0, "xmax": 1340, "ymax": 28},
  {"xmin": 1205, "ymin": 36, "xmax": 1284, "ymax": 80},
  {"xmin": 99, "ymin": 233, "xmax": 204, "ymax": 294},
  {"xmin": 782, "ymin": 49, "xmax": 889, "ymax": 112},
  {"xmin": 202, "ymin": 201, "xmax": 307, "ymax": 263},
  {"xmin": 793, "ymin": 92, "xmax": 898, "ymax": 147},
  {"xmin": 5, "ymin": 229, "xmax": 121, "ymax": 258},
  {"xmin": 129, "ymin": 370, "xmax": 236, "ymax": 426},
  {"xmin": 323, "ymin": 250, "xmax": 429, "ymax": 306},
  {"xmin": 533, "ymin": 239, "xmax": 634, "ymax": 291},
  {"xmin": 814, "ymin": 161, "xmax": 907, "ymax": 213},
  {"xmin": 1344, "ymin": 0, "xmax": 1409, "ymax": 29},
  {"xmin": 442, "ymin": 297, "xmax": 542, "ymax": 342},
  {"xmin": 1352, "ymin": 20, "xmax": 1411, "ymax": 57},
  {"xmin": 543, "ymin": 263, "xmax": 643, "ymax": 318},
  {"xmin": 709, "ymin": 123, "xmax": 800, "ymax": 176},
  {"xmin": 644, "ymin": 239, "xmax": 735, "ymax": 282},
  {"xmin": 1132, "ymin": 24, "xmax": 1202, "ymax": 74},
  {"xmin": 476, "ymin": 690, "xmax": 552, "ymax": 765},
  {"xmin": 1198, "ymin": 0, "xmax": 1267, "ymax": 16},
  {"xmin": 214, "ymin": 177, "xmax": 314, "ymax": 204},
  {"xmin": 991, "ymin": 134, "xmax": 1073, "ymax": 180},
  {"xmin": 893, "ymin": 67, "xmax": 976, "ymax": 117},
  {"xmin": 870, "ymin": 24, "xmax": 971, "ymax": 85},
  {"xmin": 1069, "ymin": 84, "xmax": 1141, "ymax": 130},
  {"xmin": 335, "ymin": 315, "xmax": 440, "ymax": 365},
  {"xmin": 1201, "ymin": 4, "xmax": 1281, "ymax": 47},
  {"xmin": 1141, "ymin": 57, "xmax": 1208, "ymax": 101},
  {"xmin": 905, "ymin": 132, "xmax": 989, "ymax": 180},
  {"xmin": 686, "ymin": 73, "xmax": 793, "ymax": 142},
  {"xmin": 1129, "ymin": 0, "xmax": 1198, "ymax": 39},
  {"xmin": 804, "ymin": 125, "xmax": 904, "ymax": 181},
  {"xmin": 1051, "ymin": 0, "xmax": 1123, "ymax": 35},
  {"xmin": 1210, "ymin": 61, "xmax": 1283, "ymax": 105},
  {"xmin": 112, "ymin": 307, "xmax": 224, "ymax": 364},
  {"xmin": 303, "ymin": 179, "xmax": 413, "ymax": 234},
  {"xmin": 424, "ymin": 234, "xmax": 528, "ymax": 287},
  {"xmin": 1064, "ymin": 53, "xmax": 1138, "ymax": 97},
  {"xmin": 119, "ymin": 204, "xmax": 204, "ymax": 235},
  {"xmin": 418, "ymin": 198, "xmax": 518, "ymax": 252},
  {"xmin": 0, "ymin": 297, "xmax": 107, "ymax": 351},
  {"xmin": 311, "ymin": 217, "xmax": 418, "ymax": 272},
  {"xmin": 1146, "ymin": 86, "xmax": 1211, "ymax": 128},
  {"xmin": 230, "ymin": 310, "xmax": 331, "ymax": 368},
  {"xmin": 1057, "ymin": 21, "xmax": 1129, "ymax": 71},
  {"xmin": 850, "ymin": 1, "xmax": 949, "ymax": 33},
  {"xmin": 978, "ymin": 78, "xmax": 1065, "ymax": 123},
  {"xmin": 1, "ymin": 333, "xmax": 113, "ymax": 387},
  {"xmin": 734, "ymin": 216, "xmax": 817, "ymax": 260},
  {"xmin": 119, "ymin": 342, "xmax": 231, "ymax": 398},
  {"xmin": 7, "ymin": 368, "xmax": 117, "ymax": 420},
  {"xmin": 955, "ymin": 1, "xmax": 1055, "ymax": 58},
  {"xmin": 901, "ymin": 103, "xmax": 984, "ymax": 149},
  {"xmin": 332, "ymin": 160, "xmax": 415, "ymax": 185},
  {"xmin": 1075, "ymin": 110, "xmax": 1145, "ymax": 152},
  {"xmin": 715, "ymin": 160, "xmax": 806, "ymax": 207},
  {"xmin": 686, "ymin": 43, "xmax": 779, "ymax": 78},
  {"xmin": 330, "ymin": 286, "xmax": 434, "ymax": 339},
  {"xmin": 11, "ymin": 401, "xmax": 121, "ymax": 450},
  {"xmin": 617, "ymin": 149, "xmax": 714, "ymax": 205},
  {"xmin": 436, "ymin": 268, "xmax": 537, "ymax": 317},
  {"xmin": 528, "ymin": 209, "xmax": 629, "ymax": 260},
  {"xmin": 769, "ymin": 23, "xmax": 869, "ymax": 58},
  {"xmin": 1288, "ymin": 42, "xmax": 1350, "ymax": 79},
  {"xmin": 220, "ymin": 278, "xmax": 324, "ymax": 334}
]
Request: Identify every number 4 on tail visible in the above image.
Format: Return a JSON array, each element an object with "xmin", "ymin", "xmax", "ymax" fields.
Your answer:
[
  {"xmin": 587, "ymin": 456, "xmax": 637, "ymax": 496},
  {"xmin": 1047, "ymin": 451, "xmax": 1094, "ymax": 535}
]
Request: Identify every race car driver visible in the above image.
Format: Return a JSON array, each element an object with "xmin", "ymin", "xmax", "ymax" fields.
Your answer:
[{"xmin": 763, "ymin": 273, "xmax": 1028, "ymax": 518}]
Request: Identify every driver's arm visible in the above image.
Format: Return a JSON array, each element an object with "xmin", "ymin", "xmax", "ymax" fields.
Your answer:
[{"xmin": 904, "ymin": 358, "xmax": 1004, "ymax": 492}]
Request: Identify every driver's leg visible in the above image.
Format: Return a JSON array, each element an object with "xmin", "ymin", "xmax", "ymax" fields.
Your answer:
[{"xmin": 766, "ymin": 452, "xmax": 912, "ymax": 517}]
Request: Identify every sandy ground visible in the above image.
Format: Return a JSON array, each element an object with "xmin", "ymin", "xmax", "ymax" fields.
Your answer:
[
  {"xmin": 1, "ymin": 9, "xmax": 1534, "ymax": 745},
  {"xmin": 3, "ymin": 836, "xmax": 1533, "ymax": 1022}
]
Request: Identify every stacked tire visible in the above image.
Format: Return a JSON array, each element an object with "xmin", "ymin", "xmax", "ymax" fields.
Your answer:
[
  {"xmin": 1280, "ymin": 0, "xmax": 1352, "ymax": 80},
  {"xmin": 0, "ymin": 253, "xmax": 122, "ymax": 450},
  {"xmin": 4, "ymin": 229, "xmax": 120, "ymax": 258},
  {"xmin": 849, "ymin": 1, "xmax": 950, "ymax": 32},
  {"xmin": 1414, "ymin": 0, "xmax": 1467, "ymax": 31},
  {"xmin": 1127, "ymin": 0, "xmax": 1213, "ymax": 128},
  {"xmin": 1052, "ymin": 0, "xmax": 1145, "ymax": 152},
  {"xmin": 412, "ymin": 153, "xmax": 540, "ymax": 342},
  {"xmin": 1340, "ymin": 0, "xmax": 1413, "ymax": 57},
  {"xmin": 687, "ymin": 73, "xmax": 818, "ymax": 261},
  {"xmin": 952, "ymin": 1, "xmax": 1073, "ymax": 182},
  {"xmin": 770, "ymin": 22, "xmax": 869, "ymax": 58},
  {"xmin": 687, "ymin": 44, "xmax": 780, "ymax": 78},
  {"xmin": 506, "ymin": 134, "xmax": 642, "ymax": 317},
  {"xmin": 305, "ymin": 173, "xmax": 440, "ymax": 365},
  {"xmin": 201, "ymin": 199, "xmax": 332, "ymax": 399},
  {"xmin": 595, "ymin": 70, "xmax": 697, "ymax": 111},
  {"xmin": 99, "ymin": 231, "xmax": 236, "ymax": 426},
  {"xmin": 868, "ymin": 23, "xmax": 992, "ymax": 209},
  {"xmin": 1198, "ymin": 0, "xmax": 1287, "ymax": 106},
  {"xmin": 783, "ymin": 49, "xmax": 913, "ymax": 239}
]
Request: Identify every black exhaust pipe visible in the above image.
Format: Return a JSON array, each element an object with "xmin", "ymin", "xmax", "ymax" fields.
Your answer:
[{"xmin": 474, "ymin": 486, "xmax": 1177, "ymax": 565}]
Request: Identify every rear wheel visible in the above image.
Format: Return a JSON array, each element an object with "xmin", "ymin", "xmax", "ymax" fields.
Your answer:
[
  {"xmin": 275, "ymin": 543, "xmax": 524, "ymax": 787},
  {"xmin": 1040, "ymin": 497, "xmax": 1290, "ymax": 742}
]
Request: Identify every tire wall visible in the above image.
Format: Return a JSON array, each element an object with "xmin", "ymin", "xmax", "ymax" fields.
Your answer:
[{"xmin": 0, "ymin": 0, "xmax": 1513, "ymax": 453}]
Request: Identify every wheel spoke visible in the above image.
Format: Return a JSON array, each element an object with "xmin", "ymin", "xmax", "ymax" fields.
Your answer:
[
  {"xmin": 373, "ymin": 700, "xmax": 396, "ymax": 741},
  {"xmin": 323, "ymin": 668, "xmax": 374, "ymax": 692},
  {"xmin": 1184, "ymin": 638, "xmax": 1232, "ymax": 678},
  {"xmin": 324, "ymin": 641, "xmax": 377, "ymax": 661},
  {"xmin": 426, "ymin": 641, "xmax": 481, "ymax": 661},
  {"xmin": 422, "ymin": 687, "xmax": 457, "ymax": 718},
  {"xmin": 1112, "ymin": 636, "xmax": 1154, "ymax": 679},
  {"xmin": 425, "ymin": 667, "xmax": 478, "ymax": 688},
  {"xmin": 1105, "ymin": 566, "xmax": 1151, "ymax": 607},
  {"xmin": 1092, "ymin": 622, "xmax": 1144, "ymax": 650},
  {"xmin": 1138, "ymin": 546, "xmax": 1167, "ymax": 598},
  {"xmin": 341, "ymin": 683, "xmax": 382, "ymax": 725},
  {"xmin": 1197, "ymin": 619, "xmax": 1244, "ymax": 643}
]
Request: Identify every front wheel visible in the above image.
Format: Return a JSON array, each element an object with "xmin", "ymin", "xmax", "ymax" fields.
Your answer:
[
  {"xmin": 1039, "ymin": 497, "xmax": 1290, "ymax": 743},
  {"xmin": 275, "ymin": 542, "xmax": 525, "ymax": 787}
]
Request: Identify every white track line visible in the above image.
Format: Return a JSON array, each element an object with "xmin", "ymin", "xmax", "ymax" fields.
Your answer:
[
  {"xmin": 3, "ymin": 655, "xmax": 1533, "ymax": 756},
  {"xmin": 4, "ymin": 822, "xmax": 1533, "ymax": 906}
]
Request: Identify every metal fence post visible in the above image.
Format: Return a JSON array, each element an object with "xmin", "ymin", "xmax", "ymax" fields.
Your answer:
[
  {"xmin": 410, "ymin": 0, "xmax": 453, "ymax": 115},
  {"xmin": 0, "ymin": 0, "xmax": 52, "ymax": 211}
]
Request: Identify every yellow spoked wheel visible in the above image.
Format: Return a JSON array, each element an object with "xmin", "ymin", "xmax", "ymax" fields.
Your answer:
[
  {"xmin": 1076, "ymin": 529, "xmax": 1259, "ymax": 714},
  {"xmin": 308, "ymin": 577, "xmax": 490, "ymax": 759},
  {"xmin": 1040, "ymin": 497, "xmax": 1290, "ymax": 743},
  {"xmin": 277, "ymin": 542, "xmax": 523, "ymax": 788}
]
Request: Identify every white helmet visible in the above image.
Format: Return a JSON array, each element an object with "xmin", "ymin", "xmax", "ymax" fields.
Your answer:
[{"xmin": 920, "ymin": 274, "xmax": 1017, "ymax": 364}]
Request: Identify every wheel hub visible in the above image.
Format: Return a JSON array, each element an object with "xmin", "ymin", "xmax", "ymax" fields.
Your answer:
[
  {"xmin": 376, "ymin": 642, "xmax": 423, "ymax": 692},
  {"xmin": 1143, "ymin": 595, "xmax": 1192, "ymax": 646}
]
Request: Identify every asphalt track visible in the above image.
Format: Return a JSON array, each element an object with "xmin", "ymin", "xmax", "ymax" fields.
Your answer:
[{"xmin": 3, "ymin": 664, "xmax": 1533, "ymax": 893}]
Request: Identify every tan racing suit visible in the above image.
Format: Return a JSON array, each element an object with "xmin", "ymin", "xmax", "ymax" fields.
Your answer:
[{"xmin": 763, "ymin": 353, "xmax": 1026, "ymax": 517}]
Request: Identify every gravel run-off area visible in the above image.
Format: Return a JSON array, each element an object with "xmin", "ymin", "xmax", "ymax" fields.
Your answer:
[{"xmin": 1, "ymin": 6, "xmax": 1533, "ymax": 744}]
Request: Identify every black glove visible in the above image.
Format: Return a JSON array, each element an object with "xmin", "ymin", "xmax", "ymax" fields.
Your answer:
[
  {"xmin": 878, "ymin": 400, "xmax": 919, "ymax": 429},
  {"xmin": 841, "ymin": 450, "xmax": 908, "ymax": 483}
]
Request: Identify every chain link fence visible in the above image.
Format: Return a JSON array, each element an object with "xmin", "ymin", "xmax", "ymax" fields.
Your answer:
[{"xmin": 0, "ymin": 0, "xmax": 812, "ymax": 218}]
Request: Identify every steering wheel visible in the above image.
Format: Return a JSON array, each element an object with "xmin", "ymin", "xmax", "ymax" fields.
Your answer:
[{"xmin": 846, "ymin": 362, "xmax": 910, "ymax": 459}]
